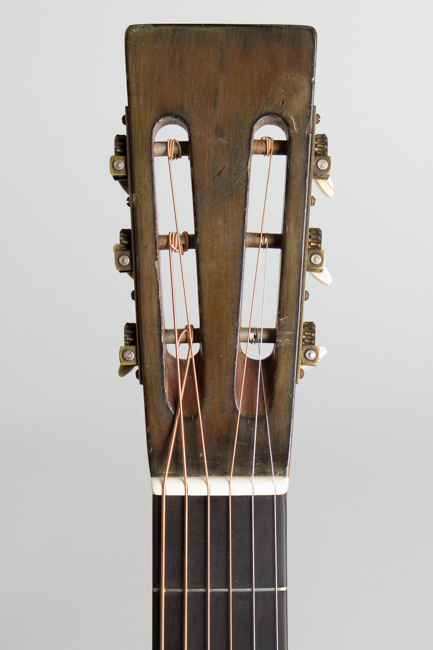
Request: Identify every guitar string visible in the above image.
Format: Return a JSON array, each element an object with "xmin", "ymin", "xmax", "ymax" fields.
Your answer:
[
  {"xmin": 261, "ymin": 356, "xmax": 280, "ymax": 650},
  {"xmin": 228, "ymin": 136, "xmax": 274, "ymax": 650},
  {"xmin": 167, "ymin": 233, "xmax": 189, "ymax": 650},
  {"xmin": 160, "ymin": 331, "xmax": 191, "ymax": 650},
  {"xmin": 255, "ymin": 234, "xmax": 280, "ymax": 650},
  {"xmin": 251, "ymin": 237, "xmax": 270, "ymax": 650},
  {"xmin": 165, "ymin": 140, "xmax": 212, "ymax": 650}
]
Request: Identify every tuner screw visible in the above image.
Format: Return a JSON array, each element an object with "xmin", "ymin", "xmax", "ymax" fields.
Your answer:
[
  {"xmin": 311, "ymin": 196, "xmax": 316, "ymax": 207},
  {"xmin": 305, "ymin": 349, "xmax": 317, "ymax": 361},
  {"xmin": 122, "ymin": 115, "xmax": 126, "ymax": 125},
  {"xmin": 118, "ymin": 254, "xmax": 131, "ymax": 267},
  {"xmin": 122, "ymin": 349, "xmax": 135, "ymax": 362},
  {"xmin": 305, "ymin": 290, "xmax": 309, "ymax": 301},
  {"xmin": 113, "ymin": 159, "xmax": 125, "ymax": 171},
  {"xmin": 317, "ymin": 158, "xmax": 329, "ymax": 171},
  {"xmin": 310, "ymin": 253, "xmax": 322, "ymax": 265},
  {"xmin": 316, "ymin": 114, "xmax": 321, "ymax": 124}
]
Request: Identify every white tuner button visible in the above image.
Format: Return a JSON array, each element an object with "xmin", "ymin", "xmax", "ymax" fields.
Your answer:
[
  {"xmin": 309, "ymin": 267, "xmax": 333, "ymax": 285},
  {"xmin": 314, "ymin": 176, "xmax": 334, "ymax": 198}
]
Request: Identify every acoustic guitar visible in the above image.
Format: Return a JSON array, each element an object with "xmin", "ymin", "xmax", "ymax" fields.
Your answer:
[{"xmin": 110, "ymin": 24, "xmax": 333, "ymax": 650}]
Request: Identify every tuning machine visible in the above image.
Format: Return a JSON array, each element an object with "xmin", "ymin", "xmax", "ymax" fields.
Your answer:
[
  {"xmin": 109, "ymin": 134, "xmax": 129, "ymax": 193},
  {"xmin": 307, "ymin": 228, "xmax": 332, "ymax": 285},
  {"xmin": 313, "ymin": 134, "xmax": 334, "ymax": 198},
  {"xmin": 300, "ymin": 322, "xmax": 327, "ymax": 376},
  {"xmin": 114, "ymin": 228, "xmax": 133, "ymax": 274},
  {"xmin": 119, "ymin": 322, "xmax": 138, "ymax": 377}
]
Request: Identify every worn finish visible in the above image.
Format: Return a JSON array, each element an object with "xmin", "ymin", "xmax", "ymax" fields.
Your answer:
[{"xmin": 125, "ymin": 25, "xmax": 316, "ymax": 477}]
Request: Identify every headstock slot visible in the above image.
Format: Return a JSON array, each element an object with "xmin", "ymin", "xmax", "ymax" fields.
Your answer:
[
  {"xmin": 152, "ymin": 123, "xmax": 202, "ymax": 414},
  {"xmin": 240, "ymin": 123, "xmax": 287, "ymax": 363}
]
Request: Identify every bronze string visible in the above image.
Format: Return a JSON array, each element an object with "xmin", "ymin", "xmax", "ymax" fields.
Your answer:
[
  {"xmin": 229, "ymin": 136, "xmax": 274, "ymax": 650},
  {"xmin": 160, "ymin": 140, "xmax": 211, "ymax": 650}
]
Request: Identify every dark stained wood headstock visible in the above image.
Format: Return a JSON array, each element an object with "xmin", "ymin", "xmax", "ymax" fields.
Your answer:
[{"xmin": 117, "ymin": 25, "xmax": 320, "ymax": 478}]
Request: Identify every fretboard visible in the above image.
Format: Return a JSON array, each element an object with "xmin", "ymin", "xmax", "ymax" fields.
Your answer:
[{"xmin": 153, "ymin": 494, "xmax": 288, "ymax": 649}]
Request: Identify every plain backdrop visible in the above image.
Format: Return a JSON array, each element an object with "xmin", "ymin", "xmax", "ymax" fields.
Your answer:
[{"xmin": 1, "ymin": 1, "xmax": 432, "ymax": 649}]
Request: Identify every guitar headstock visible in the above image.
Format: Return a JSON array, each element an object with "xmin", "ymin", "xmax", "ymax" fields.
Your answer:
[{"xmin": 110, "ymin": 25, "xmax": 333, "ymax": 480}]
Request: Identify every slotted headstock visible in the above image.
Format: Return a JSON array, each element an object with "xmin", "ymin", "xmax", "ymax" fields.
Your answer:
[{"xmin": 111, "ymin": 25, "xmax": 333, "ymax": 480}]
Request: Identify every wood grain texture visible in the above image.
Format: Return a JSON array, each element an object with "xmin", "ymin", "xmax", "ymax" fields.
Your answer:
[{"xmin": 125, "ymin": 25, "xmax": 316, "ymax": 477}]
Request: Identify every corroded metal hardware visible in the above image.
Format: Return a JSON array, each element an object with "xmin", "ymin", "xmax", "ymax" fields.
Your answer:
[
  {"xmin": 307, "ymin": 228, "xmax": 325, "ymax": 273},
  {"xmin": 120, "ymin": 345, "xmax": 137, "ymax": 365},
  {"xmin": 110, "ymin": 155, "xmax": 127, "ymax": 179},
  {"xmin": 110, "ymin": 134, "xmax": 129, "ymax": 193},
  {"xmin": 152, "ymin": 139, "xmax": 289, "ymax": 157},
  {"xmin": 164, "ymin": 326, "xmax": 277, "ymax": 345},
  {"xmin": 114, "ymin": 228, "xmax": 133, "ymax": 272},
  {"xmin": 313, "ymin": 133, "xmax": 334, "ymax": 197},
  {"xmin": 301, "ymin": 322, "xmax": 320, "ymax": 367},
  {"xmin": 158, "ymin": 232, "xmax": 283, "ymax": 251},
  {"xmin": 119, "ymin": 322, "xmax": 138, "ymax": 377},
  {"xmin": 307, "ymin": 227, "xmax": 332, "ymax": 283},
  {"xmin": 300, "ymin": 321, "xmax": 327, "ymax": 369},
  {"xmin": 313, "ymin": 134, "xmax": 331, "ymax": 179}
]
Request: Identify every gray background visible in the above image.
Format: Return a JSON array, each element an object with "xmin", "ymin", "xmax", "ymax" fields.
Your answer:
[{"xmin": 1, "ymin": 1, "xmax": 432, "ymax": 648}]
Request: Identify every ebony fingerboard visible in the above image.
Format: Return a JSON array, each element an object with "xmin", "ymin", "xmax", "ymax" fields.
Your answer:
[{"xmin": 152, "ymin": 494, "xmax": 288, "ymax": 649}]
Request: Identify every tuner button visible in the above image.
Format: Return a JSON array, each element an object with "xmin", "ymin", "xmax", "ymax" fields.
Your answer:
[
  {"xmin": 314, "ymin": 176, "xmax": 335, "ymax": 198},
  {"xmin": 309, "ymin": 267, "xmax": 332, "ymax": 285}
]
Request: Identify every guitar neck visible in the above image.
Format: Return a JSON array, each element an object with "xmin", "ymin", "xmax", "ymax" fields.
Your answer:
[
  {"xmin": 152, "ymin": 492, "xmax": 288, "ymax": 649},
  {"xmin": 111, "ymin": 23, "xmax": 333, "ymax": 649}
]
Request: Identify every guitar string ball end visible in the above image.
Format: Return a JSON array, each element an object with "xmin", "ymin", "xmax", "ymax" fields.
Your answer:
[
  {"xmin": 305, "ymin": 349, "xmax": 317, "ymax": 361},
  {"xmin": 317, "ymin": 158, "xmax": 329, "ymax": 171},
  {"xmin": 310, "ymin": 253, "xmax": 322, "ymax": 265},
  {"xmin": 122, "ymin": 349, "xmax": 135, "ymax": 362}
]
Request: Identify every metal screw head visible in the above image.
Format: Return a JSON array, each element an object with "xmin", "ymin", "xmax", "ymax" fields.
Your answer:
[
  {"xmin": 305, "ymin": 349, "xmax": 317, "ymax": 361},
  {"xmin": 113, "ymin": 159, "xmax": 125, "ymax": 171},
  {"xmin": 315, "ymin": 114, "xmax": 321, "ymax": 125},
  {"xmin": 310, "ymin": 253, "xmax": 322, "ymax": 265},
  {"xmin": 310, "ymin": 196, "xmax": 316, "ymax": 207},
  {"xmin": 317, "ymin": 158, "xmax": 329, "ymax": 171},
  {"xmin": 122, "ymin": 349, "xmax": 135, "ymax": 362},
  {"xmin": 118, "ymin": 254, "xmax": 130, "ymax": 267},
  {"xmin": 304, "ymin": 290, "xmax": 309, "ymax": 301}
]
